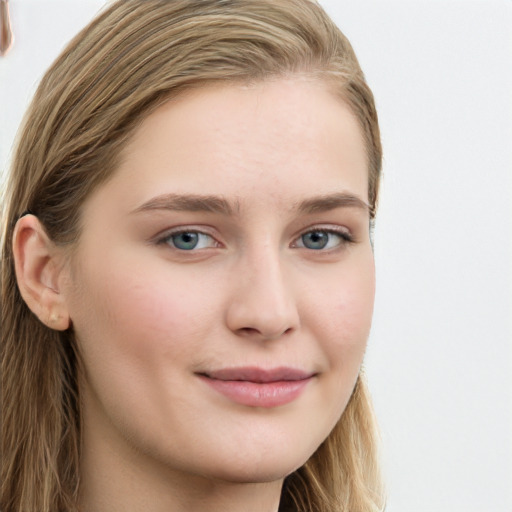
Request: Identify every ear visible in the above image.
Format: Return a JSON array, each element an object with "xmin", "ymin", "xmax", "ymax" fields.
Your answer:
[{"xmin": 13, "ymin": 214, "xmax": 71, "ymax": 331}]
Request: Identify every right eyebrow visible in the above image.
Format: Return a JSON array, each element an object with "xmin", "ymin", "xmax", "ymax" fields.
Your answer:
[{"xmin": 131, "ymin": 193, "xmax": 239, "ymax": 216}]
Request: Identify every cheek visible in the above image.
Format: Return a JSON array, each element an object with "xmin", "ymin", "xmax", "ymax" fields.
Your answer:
[
  {"xmin": 67, "ymin": 257, "xmax": 221, "ymax": 438},
  {"xmin": 337, "ymin": 272, "xmax": 375, "ymax": 344},
  {"xmin": 295, "ymin": 257, "xmax": 375, "ymax": 438},
  {"xmin": 306, "ymin": 255, "xmax": 375, "ymax": 365},
  {"xmin": 68, "ymin": 256, "xmax": 217, "ymax": 369}
]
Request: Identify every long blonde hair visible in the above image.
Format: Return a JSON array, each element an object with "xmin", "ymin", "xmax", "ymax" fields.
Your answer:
[{"xmin": 1, "ymin": 1, "xmax": 384, "ymax": 511}]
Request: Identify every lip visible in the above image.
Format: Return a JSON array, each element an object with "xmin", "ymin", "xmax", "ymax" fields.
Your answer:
[{"xmin": 198, "ymin": 367, "xmax": 315, "ymax": 408}]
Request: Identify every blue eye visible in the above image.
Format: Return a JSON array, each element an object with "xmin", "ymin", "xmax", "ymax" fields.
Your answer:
[
  {"xmin": 165, "ymin": 231, "xmax": 215, "ymax": 250},
  {"xmin": 297, "ymin": 229, "xmax": 350, "ymax": 250}
]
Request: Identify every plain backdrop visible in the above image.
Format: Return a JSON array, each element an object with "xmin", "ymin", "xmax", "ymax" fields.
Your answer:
[{"xmin": 1, "ymin": 1, "xmax": 511, "ymax": 511}]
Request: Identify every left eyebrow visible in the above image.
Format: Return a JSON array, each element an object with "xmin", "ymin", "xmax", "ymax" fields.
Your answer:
[{"xmin": 295, "ymin": 193, "xmax": 371, "ymax": 215}]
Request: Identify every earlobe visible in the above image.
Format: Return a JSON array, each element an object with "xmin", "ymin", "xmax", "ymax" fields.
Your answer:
[{"xmin": 13, "ymin": 215, "xmax": 71, "ymax": 331}]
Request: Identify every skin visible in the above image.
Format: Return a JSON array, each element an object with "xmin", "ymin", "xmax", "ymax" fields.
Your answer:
[{"xmin": 15, "ymin": 78, "xmax": 375, "ymax": 512}]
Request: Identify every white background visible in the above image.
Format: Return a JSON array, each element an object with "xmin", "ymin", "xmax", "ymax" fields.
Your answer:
[{"xmin": 1, "ymin": 1, "xmax": 511, "ymax": 511}]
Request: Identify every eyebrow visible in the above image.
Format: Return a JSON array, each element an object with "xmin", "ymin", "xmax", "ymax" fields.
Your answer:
[
  {"xmin": 131, "ymin": 192, "xmax": 370, "ymax": 216},
  {"xmin": 131, "ymin": 194, "xmax": 238, "ymax": 216},
  {"xmin": 295, "ymin": 193, "xmax": 370, "ymax": 215}
]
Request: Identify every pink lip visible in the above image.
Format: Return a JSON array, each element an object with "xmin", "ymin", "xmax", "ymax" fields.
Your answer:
[{"xmin": 198, "ymin": 367, "xmax": 315, "ymax": 408}]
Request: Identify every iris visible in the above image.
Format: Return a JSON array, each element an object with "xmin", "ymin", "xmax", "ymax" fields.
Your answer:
[
  {"xmin": 171, "ymin": 232, "xmax": 200, "ymax": 250},
  {"xmin": 301, "ymin": 231, "xmax": 330, "ymax": 250}
]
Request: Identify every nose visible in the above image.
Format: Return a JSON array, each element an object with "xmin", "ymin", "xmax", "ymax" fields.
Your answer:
[{"xmin": 225, "ymin": 248, "xmax": 300, "ymax": 341}]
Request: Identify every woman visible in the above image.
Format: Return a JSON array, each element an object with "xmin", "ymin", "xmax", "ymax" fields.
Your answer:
[{"xmin": 0, "ymin": 1, "xmax": 384, "ymax": 511}]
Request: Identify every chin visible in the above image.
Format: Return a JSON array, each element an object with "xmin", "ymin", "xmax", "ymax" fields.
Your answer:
[{"xmin": 201, "ymin": 449, "xmax": 311, "ymax": 485}]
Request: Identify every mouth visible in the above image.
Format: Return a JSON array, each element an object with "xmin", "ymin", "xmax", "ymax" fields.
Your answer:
[{"xmin": 197, "ymin": 367, "xmax": 316, "ymax": 408}]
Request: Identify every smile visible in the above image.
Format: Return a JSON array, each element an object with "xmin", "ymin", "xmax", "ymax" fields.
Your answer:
[{"xmin": 198, "ymin": 367, "xmax": 316, "ymax": 408}]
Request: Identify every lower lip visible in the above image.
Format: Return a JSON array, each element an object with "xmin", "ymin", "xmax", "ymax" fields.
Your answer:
[{"xmin": 200, "ymin": 376, "xmax": 312, "ymax": 408}]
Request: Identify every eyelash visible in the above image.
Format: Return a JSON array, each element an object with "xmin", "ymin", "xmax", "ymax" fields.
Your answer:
[{"xmin": 155, "ymin": 226, "xmax": 354, "ymax": 253}]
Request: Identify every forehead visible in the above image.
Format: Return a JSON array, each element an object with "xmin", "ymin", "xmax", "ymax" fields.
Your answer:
[{"xmin": 88, "ymin": 78, "xmax": 369, "ymax": 217}]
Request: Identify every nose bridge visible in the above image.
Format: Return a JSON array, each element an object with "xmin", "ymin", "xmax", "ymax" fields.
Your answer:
[{"xmin": 225, "ymin": 241, "xmax": 300, "ymax": 340}]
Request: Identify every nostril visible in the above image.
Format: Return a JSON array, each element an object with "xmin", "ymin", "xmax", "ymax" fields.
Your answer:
[
  {"xmin": 238, "ymin": 327, "xmax": 260, "ymax": 336},
  {"xmin": 236, "ymin": 325, "xmax": 294, "ymax": 340}
]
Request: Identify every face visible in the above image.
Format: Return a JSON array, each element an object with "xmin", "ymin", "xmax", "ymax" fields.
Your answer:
[{"xmin": 63, "ymin": 78, "xmax": 375, "ymax": 485}]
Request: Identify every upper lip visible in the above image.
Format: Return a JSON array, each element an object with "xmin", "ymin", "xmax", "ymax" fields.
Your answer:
[{"xmin": 200, "ymin": 367, "xmax": 316, "ymax": 383}]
